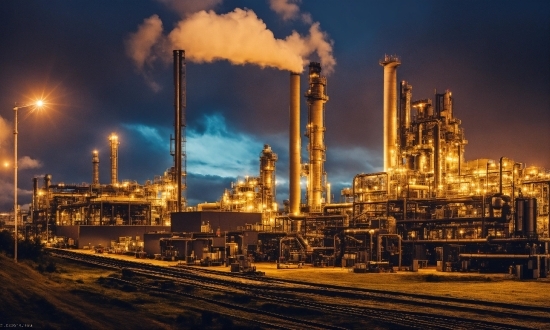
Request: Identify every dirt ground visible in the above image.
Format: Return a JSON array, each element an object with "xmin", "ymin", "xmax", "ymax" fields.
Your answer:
[{"xmin": 75, "ymin": 249, "xmax": 550, "ymax": 306}]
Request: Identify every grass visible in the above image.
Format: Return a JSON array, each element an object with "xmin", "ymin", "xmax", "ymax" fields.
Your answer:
[
  {"xmin": 0, "ymin": 253, "xmax": 238, "ymax": 329},
  {"xmin": 3, "ymin": 251, "xmax": 549, "ymax": 329},
  {"xmin": 255, "ymin": 263, "xmax": 550, "ymax": 305}
]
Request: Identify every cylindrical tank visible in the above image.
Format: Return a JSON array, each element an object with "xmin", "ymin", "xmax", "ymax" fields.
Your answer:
[
  {"xmin": 514, "ymin": 199, "xmax": 524, "ymax": 235},
  {"xmin": 525, "ymin": 198, "xmax": 537, "ymax": 237},
  {"xmin": 289, "ymin": 72, "xmax": 301, "ymax": 215}
]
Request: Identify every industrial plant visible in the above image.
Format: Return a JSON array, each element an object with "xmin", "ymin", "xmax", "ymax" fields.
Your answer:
[{"xmin": 18, "ymin": 51, "xmax": 550, "ymax": 278}]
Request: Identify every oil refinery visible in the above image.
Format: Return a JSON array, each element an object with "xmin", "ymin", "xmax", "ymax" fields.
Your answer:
[{"xmin": 19, "ymin": 51, "xmax": 550, "ymax": 279}]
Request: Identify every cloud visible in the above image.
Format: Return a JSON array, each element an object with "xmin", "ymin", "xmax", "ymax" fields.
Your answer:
[
  {"xmin": 0, "ymin": 116, "xmax": 11, "ymax": 148},
  {"xmin": 124, "ymin": 15, "xmax": 164, "ymax": 71},
  {"xmin": 269, "ymin": 0, "xmax": 312, "ymax": 24},
  {"xmin": 18, "ymin": 156, "xmax": 42, "ymax": 170},
  {"xmin": 123, "ymin": 123, "xmax": 164, "ymax": 146},
  {"xmin": 269, "ymin": 0, "xmax": 300, "ymax": 21},
  {"xmin": 126, "ymin": 7, "xmax": 336, "ymax": 80},
  {"xmin": 0, "ymin": 178, "xmax": 33, "ymax": 210},
  {"xmin": 187, "ymin": 113, "xmax": 260, "ymax": 177}
]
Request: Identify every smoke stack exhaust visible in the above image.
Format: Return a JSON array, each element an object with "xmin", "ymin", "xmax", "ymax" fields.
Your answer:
[
  {"xmin": 289, "ymin": 72, "xmax": 301, "ymax": 215},
  {"xmin": 92, "ymin": 150, "xmax": 99, "ymax": 186},
  {"xmin": 109, "ymin": 133, "xmax": 119, "ymax": 185},
  {"xmin": 380, "ymin": 55, "xmax": 401, "ymax": 172}
]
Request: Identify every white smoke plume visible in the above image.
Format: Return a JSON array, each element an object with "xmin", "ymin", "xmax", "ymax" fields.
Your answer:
[
  {"xmin": 269, "ymin": 0, "xmax": 300, "ymax": 21},
  {"xmin": 125, "ymin": 15, "xmax": 164, "ymax": 71},
  {"xmin": 156, "ymin": 0, "xmax": 223, "ymax": 17},
  {"xmin": 126, "ymin": 7, "xmax": 336, "ymax": 79},
  {"xmin": 18, "ymin": 156, "xmax": 42, "ymax": 170},
  {"xmin": 269, "ymin": 0, "xmax": 312, "ymax": 24}
]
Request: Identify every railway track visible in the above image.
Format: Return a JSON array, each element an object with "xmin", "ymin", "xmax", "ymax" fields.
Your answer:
[{"xmin": 49, "ymin": 249, "xmax": 550, "ymax": 329}]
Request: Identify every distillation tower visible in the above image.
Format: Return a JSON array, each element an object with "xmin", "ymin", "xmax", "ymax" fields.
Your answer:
[
  {"xmin": 109, "ymin": 133, "xmax": 119, "ymax": 185},
  {"xmin": 305, "ymin": 62, "xmax": 329, "ymax": 213},
  {"xmin": 92, "ymin": 150, "xmax": 100, "ymax": 186}
]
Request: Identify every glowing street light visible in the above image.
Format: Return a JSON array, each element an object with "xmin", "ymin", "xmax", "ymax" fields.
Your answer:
[{"xmin": 13, "ymin": 100, "xmax": 44, "ymax": 262}]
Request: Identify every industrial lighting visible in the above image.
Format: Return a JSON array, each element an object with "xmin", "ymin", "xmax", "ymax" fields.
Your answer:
[{"xmin": 13, "ymin": 100, "xmax": 44, "ymax": 263}]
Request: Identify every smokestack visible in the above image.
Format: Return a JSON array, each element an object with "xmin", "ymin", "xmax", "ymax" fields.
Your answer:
[
  {"xmin": 109, "ymin": 133, "xmax": 119, "ymax": 185},
  {"xmin": 305, "ymin": 62, "xmax": 328, "ymax": 213},
  {"xmin": 400, "ymin": 81, "xmax": 413, "ymax": 169},
  {"xmin": 289, "ymin": 72, "xmax": 301, "ymax": 215},
  {"xmin": 260, "ymin": 144, "xmax": 278, "ymax": 211},
  {"xmin": 380, "ymin": 55, "xmax": 401, "ymax": 172},
  {"xmin": 173, "ymin": 50, "xmax": 186, "ymax": 211},
  {"xmin": 44, "ymin": 174, "xmax": 51, "ymax": 215},
  {"xmin": 32, "ymin": 177, "xmax": 38, "ymax": 222},
  {"xmin": 92, "ymin": 150, "xmax": 99, "ymax": 186}
]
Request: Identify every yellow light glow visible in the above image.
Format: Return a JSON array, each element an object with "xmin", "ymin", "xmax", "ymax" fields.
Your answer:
[{"xmin": 36, "ymin": 100, "xmax": 44, "ymax": 107}]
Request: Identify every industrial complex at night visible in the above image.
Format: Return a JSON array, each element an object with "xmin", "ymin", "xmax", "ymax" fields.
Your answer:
[
  {"xmin": 3, "ymin": 1, "xmax": 550, "ymax": 328},
  {"xmin": 16, "ymin": 51, "xmax": 549, "ymax": 280}
]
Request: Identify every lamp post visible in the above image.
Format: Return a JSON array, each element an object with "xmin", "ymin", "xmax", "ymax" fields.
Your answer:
[{"xmin": 13, "ymin": 100, "xmax": 43, "ymax": 262}]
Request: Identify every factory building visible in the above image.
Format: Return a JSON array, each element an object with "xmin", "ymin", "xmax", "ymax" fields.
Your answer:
[{"xmin": 22, "ymin": 52, "xmax": 550, "ymax": 277}]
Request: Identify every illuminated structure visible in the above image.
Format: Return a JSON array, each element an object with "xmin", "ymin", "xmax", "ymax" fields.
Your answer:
[
  {"xmin": 25, "ymin": 55, "xmax": 550, "ymax": 276},
  {"xmin": 289, "ymin": 72, "xmax": 301, "ymax": 216},
  {"xmin": 108, "ymin": 133, "xmax": 119, "ymax": 185},
  {"xmin": 304, "ymin": 62, "xmax": 329, "ymax": 213},
  {"xmin": 380, "ymin": 55, "xmax": 401, "ymax": 171},
  {"xmin": 92, "ymin": 150, "xmax": 100, "ymax": 186}
]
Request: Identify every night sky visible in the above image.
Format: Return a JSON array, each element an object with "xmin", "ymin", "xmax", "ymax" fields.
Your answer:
[{"xmin": 0, "ymin": 0, "xmax": 548, "ymax": 211}]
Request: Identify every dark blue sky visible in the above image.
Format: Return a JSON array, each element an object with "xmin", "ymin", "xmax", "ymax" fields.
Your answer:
[{"xmin": 0, "ymin": 0, "xmax": 548, "ymax": 211}]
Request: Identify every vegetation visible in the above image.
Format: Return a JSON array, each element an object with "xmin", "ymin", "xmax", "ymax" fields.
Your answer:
[
  {"xmin": 0, "ymin": 229, "xmax": 44, "ymax": 260},
  {"xmin": 0, "ymin": 254, "xmax": 263, "ymax": 329}
]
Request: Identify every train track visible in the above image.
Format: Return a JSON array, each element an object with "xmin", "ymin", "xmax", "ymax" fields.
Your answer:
[{"xmin": 49, "ymin": 249, "xmax": 550, "ymax": 329}]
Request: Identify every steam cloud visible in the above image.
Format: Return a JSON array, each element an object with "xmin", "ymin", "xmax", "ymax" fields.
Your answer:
[
  {"xmin": 18, "ymin": 156, "xmax": 42, "ymax": 170},
  {"xmin": 269, "ymin": 0, "xmax": 300, "ymax": 21},
  {"xmin": 126, "ymin": 6, "xmax": 336, "ymax": 80}
]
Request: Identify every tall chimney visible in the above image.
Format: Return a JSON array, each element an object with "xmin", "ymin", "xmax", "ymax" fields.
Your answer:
[
  {"xmin": 173, "ymin": 50, "xmax": 186, "ymax": 211},
  {"xmin": 289, "ymin": 72, "xmax": 301, "ymax": 215},
  {"xmin": 305, "ymin": 62, "xmax": 329, "ymax": 213},
  {"xmin": 109, "ymin": 133, "xmax": 119, "ymax": 185},
  {"xmin": 92, "ymin": 150, "xmax": 99, "ymax": 186},
  {"xmin": 380, "ymin": 55, "xmax": 401, "ymax": 172}
]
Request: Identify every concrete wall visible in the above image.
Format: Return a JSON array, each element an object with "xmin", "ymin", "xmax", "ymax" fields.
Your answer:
[
  {"xmin": 56, "ymin": 225, "xmax": 170, "ymax": 249},
  {"xmin": 144, "ymin": 232, "xmax": 173, "ymax": 255},
  {"xmin": 171, "ymin": 211, "xmax": 261, "ymax": 233}
]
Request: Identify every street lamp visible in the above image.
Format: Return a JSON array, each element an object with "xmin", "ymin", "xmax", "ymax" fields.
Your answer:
[{"xmin": 13, "ymin": 100, "xmax": 44, "ymax": 262}]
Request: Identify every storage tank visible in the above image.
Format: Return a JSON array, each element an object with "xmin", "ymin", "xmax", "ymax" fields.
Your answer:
[
  {"xmin": 525, "ymin": 198, "xmax": 537, "ymax": 238},
  {"xmin": 515, "ymin": 198, "xmax": 525, "ymax": 236}
]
